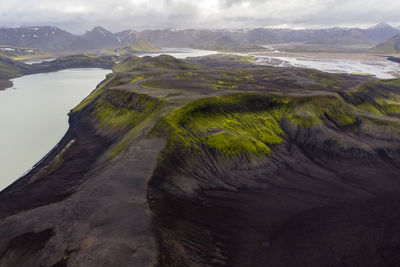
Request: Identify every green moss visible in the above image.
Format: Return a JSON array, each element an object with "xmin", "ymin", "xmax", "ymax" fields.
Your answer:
[
  {"xmin": 285, "ymin": 95, "xmax": 357, "ymax": 128},
  {"xmin": 113, "ymin": 56, "xmax": 141, "ymax": 72},
  {"xmin": 88, "ymin": 90, "xmax": 165, "ymax": 157},
  {"xmin": 130, "ymin": 75, "xmax": 145, "ymax": 83},
  {"xmin": 72, "ymin": 75, "xmax": 116, "ymax": 113},
  {"xmin": 95, "ymin": 90, "xmax": 161, "ymax": 129},
  {"xmin": 116, "ymin": 40, "xmax": 161, "ymax": 55},
  {"xmin": 210, "ymin": 80, "xmax": 239, "ymax": 90},
  {"xmin": 198, "ymin": 54, "xmax": 256, "ymax": 63},
  {"xmin": 175, "ymin": 72, "xmax": 198, "ymax": 79},
  {"xmin": 0, "ymin": 45, "xmax": 50, "ymax": 60},
  {"xmin": 351, "ymin": 72, "xmax": 373, "ymax": 76},
  {"xmin": 95, "ymin": 100, "xmax": 141, "ymax": 128},
  {"xmin": 207, "ymin": 131, "xmax": 271, "ymax": 156},
  {"xmin": 163, "ymin": 94, "xmax": 286, "ymax": 157},
  {"xmin": 108, "ymin": 111, "xmax": 161, "ymax": 157},
  {"xmin": 308, "ymin": 71, "xmax": 344, "ymax": 89},
  {"xmin": 345, "ymin": 82, "xmax": 400, "ymax": 116},
  {"xmin": 379, "ymin": 79, "xmax": 400, "ymax": 86}
]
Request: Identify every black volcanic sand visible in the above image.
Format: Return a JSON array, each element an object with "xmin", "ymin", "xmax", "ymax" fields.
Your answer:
[
  {"xmin": 1, "ymin": 54, "xmax": 400, "ymax": 266},
  {"xmin": 0, "ymin": 80, "xmax": 12, "ymax": 90},
  {"xmin": 388, "ymin": 56, "xmax": 400, "ymax": 64}
]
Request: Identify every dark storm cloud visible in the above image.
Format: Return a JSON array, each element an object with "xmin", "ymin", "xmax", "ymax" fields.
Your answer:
[{"xmin": 0, "ymin": 0, "xmax": 398, "ymax": 34}]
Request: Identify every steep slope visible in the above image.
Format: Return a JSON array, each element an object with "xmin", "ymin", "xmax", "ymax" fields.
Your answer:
[
  {"xmin": 0, "ymin": 56, "xmax": 32, "ymax": 80},
  {"xmin": 80, "ymin": 27, "xmax": 121, "ymax": 49},
  {"xmin": 1, "ymin": 55, "xmax": 400, "ymax": 266},
  {"xmin": 114, "ymin": 30, "xmax": 137, "ymax": 44},
  {"xmin": 371, "ymin": 34, "xmax": 400, "ymax": 54}
]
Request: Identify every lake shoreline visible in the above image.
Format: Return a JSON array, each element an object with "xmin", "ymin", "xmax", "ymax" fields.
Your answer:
[
  {"xmin": 0, "ymin": 68, "xmax": 110, "ymax": 190},
  {"xmin": 0, "ymin": 80, "xmax": 13, "ymax": 90}
]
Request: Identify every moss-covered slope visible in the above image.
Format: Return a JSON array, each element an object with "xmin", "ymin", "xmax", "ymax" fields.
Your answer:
[
  {"xmin": 115, "ymin": 40, "xmax": 161, "ymax": 54},
  {"xmin": 370, "ymin": 34, "xmax": 400, "ymax": 54}
]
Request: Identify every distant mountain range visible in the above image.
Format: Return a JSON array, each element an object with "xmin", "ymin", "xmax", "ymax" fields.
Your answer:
[
  {"xmin": 0, "ymin": 26, "xmax": 136, "ymax": 52},
  {"xmin": 0, "ymin": 23, "xmax": 399, "ymax": 53}
]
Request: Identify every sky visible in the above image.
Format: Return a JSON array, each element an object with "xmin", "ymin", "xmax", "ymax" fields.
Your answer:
[{"xmin": 0, "ymin": 0, "xmax": 399, "ymax": 34}]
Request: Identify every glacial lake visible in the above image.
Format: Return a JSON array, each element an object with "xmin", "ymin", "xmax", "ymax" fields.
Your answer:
[{"xmin": 0, "ymin": 68, "xmax": 110, "ymax": 191}]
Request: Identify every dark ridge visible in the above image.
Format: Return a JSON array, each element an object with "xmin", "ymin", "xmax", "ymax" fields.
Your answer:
[
  {"xmin": 388, "ymin": 56, "xmax": 400, "ymax": 64},
  {"xmin": 0, "ymin": 228, "xmax": 54, "ymax": 266}
]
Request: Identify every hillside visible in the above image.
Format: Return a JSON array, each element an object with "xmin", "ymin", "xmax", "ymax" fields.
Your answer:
[
  {"xmin": 1, "ymin": 55, "xmax": 400, "ymax": 266},
  {"xmin": 371, "ymin": 34, "xmax": 400, "ymax": 54},
  {"xmin": 115, "ymin": 40, "xmax": 161, "ymax": 54},
  {"xmin": 0, "ymin": 46, "xmax": 50, "ymax": 60},
  {"xmin": 0, "ymin": 56, "xmax": 33, "ymax": 80}
]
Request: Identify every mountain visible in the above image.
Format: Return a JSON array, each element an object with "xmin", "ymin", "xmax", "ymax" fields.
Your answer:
[
  {"xmin": 0, "ymin": 23, "xmax": 399, "ymax": 54},
  {"xmin": 371, "ymin": 34, "xmax": 400, "ymax": 53},
  {"xmin": 1, "ymin": 55, "xmax": 400, "ymax": 266},
  {"xmin": 80, "ymin": 26, "xmax": 117, "ymax": 48},
  {"xmin": 80, "ymin": 27, "xmax": 137, "ymax": 50},
  {"xmin": 0, "ymin": 26, "xmax": 79, "ymax": 51},
  {"xmin": 0, "ymin": 26, "xmax": 137, "ymax": 52},
  {"xmin": 364, "ymin": 23, "xmax": 400, "ymax": 42},
  {"xmin": 114, "ymin": 30, "xmax": 138, "ymax": 44},
  {"xmin": 133, "ymin": 23, "xmax": 400, "ymax": 48}
]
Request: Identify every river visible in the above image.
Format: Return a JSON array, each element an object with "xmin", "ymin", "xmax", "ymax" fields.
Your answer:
[{"xmin": 0, "ymin": 68, "xmax": 109, "ymax": 190}]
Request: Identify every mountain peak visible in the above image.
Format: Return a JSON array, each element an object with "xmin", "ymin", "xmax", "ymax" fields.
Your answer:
[
  {"xmin": 369, "ymin": 22, "xmax": 393, "ymax": 30},
  {"xmin": 91, "ymin": 26, "xmax": 109, "ymax": 32},
  {"xmin": 84, "ymin": 26, "xmax": 113, "ymax": 37}
]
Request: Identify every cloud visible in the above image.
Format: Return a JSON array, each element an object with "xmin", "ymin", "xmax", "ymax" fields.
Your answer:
[{"xmin": 0, "ymin": 0, "xmax": 398, "ymax": 34}]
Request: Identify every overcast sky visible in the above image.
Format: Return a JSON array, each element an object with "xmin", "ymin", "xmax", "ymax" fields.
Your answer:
[{"xmin": 0, "ymin": 0, "xmax": 399, "ymax": 34}]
